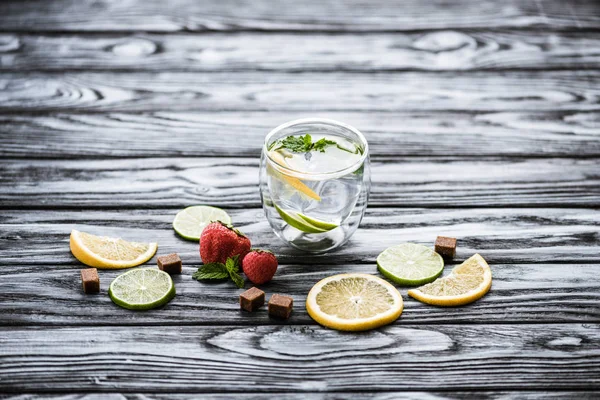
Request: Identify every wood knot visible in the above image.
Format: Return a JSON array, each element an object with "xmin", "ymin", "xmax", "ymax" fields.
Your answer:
[
  {"xmin": 412, "ymin": 31, "xmax": 476, "ymax": 53},
  {"xmin": 110, "ymin": 38, "xmax": 158, "ymax": 58},
  {"xmin": 0, "ymin": 35, "xmax": 21, "ymax": 53}
]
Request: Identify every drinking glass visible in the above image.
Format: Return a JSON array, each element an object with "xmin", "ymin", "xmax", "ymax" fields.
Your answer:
[{"xmin": 259, "ymin": 118, "xmax": 370, "ymax": 253}]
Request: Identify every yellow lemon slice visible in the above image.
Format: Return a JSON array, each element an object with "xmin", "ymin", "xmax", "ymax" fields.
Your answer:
[
  {"xmin": 70, "ymin": 230, "xmax": 157, "ymax": 269},
  {"xmin": 408, "ymin": 254, "xmax": 492, "ymax": 306},
  {"xmin": 306, "ymin": 273, "xmax": 403, "ymax": 331},
  {"xmin": 267, "ymin": 151, "xmax": 321, "ymax": 201}
]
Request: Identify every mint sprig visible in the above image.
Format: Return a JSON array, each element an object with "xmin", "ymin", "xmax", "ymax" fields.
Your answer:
[
  {"xmin": 270, "ymin": 134, "xmax": 357, "ymax": 154},
  {"xmin": 192, "ymin": 254, "xmax": 245, "ymax": 288}
]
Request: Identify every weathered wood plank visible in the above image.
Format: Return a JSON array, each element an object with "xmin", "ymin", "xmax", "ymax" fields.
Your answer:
[
  {"xmin": 2, "ymin": 262, "xmax": 599, "ymax": 325},
  {"xmin": 2, "ymin": 111, "xmax": 600, "ymax": 158},
  {"xmin": 2, "ymin": 31, "xmax": 599, "ymax": 72},
  {"xmin": 1, "ymin": 324, "xmax": 599, "ymax": 392},
  {"xmin": 0, "ymin": 157, "xmax": 598, "ymax": 208},
  {"xmin": 1, "ymin": 393, "xmax": 598, "ymax": 400},
  {"xmin": 0, "ymin": 0, "xmax": 598, "ymax": 32},
  {"xmin": 1, "ymin": 71, "xmax": 599, "ymax": 113},
  {"xmin": 1, "ymin": 208, "xmax": 599, "ymax": 325},
  {"xmin": 2, "ymin": 208, "xmax": 598, "ymax": 266}
]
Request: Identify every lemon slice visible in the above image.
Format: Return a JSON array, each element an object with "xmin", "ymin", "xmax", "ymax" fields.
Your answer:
[
  {"xmin": 70, "ymin": 230, "xmax": 158, "ymax": 269},
  {"xmin": 408, "ymin": 254, "xmax": 492, "ymax": 306},
  {"xmin": 377, "ymin": 243, "xmax": 444, "ymax": 286},
  {"xmin": 173, "ymin": 205, "xmax": 231, "ymax": 241},
  {"xmin": 306, "ymin": 273, "xmax": 403, "ymax": 331},
  {"xmin": 267, "ymin": 151, "xmax": 321, "ymax": 201}
]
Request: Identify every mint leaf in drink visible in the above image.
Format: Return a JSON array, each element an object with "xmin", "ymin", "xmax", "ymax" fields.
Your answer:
[
  {"xmin": 193, "ymin": 263, "xmax": 229, "ymax": 280},
  {"xmin": 274, "ymin": 134, "xmax": 343, "ymax": 154},
  {"xmin": 280, "ymin": 135, "xmax": 311, "ymax": 153},
  {"xmin": 303, "ymin": 134, "xmax": 312, "ymax": 148},
  {"xmin": 313, "ymin": 138, "xmax": 337, "ymax": 152}
]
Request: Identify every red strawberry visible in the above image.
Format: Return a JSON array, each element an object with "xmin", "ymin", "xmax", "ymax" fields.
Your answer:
[
  {"xmin": 200, "ymin": 222, "xmax": 251, "ymax": 265},
  {"xmin": 242, "ymin": 249, "xmax": 278, "ymax": 285}
]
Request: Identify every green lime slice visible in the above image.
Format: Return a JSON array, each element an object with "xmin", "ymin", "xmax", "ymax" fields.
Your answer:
[
  {"xmin": 297, "ymin": 213, "xmax": 339, "ymax": 231},
  {"xmin": 173, "ymin": 205, "xmax": 231, "ymax": 241},
  {"xmin": 108, "ymin": 268, "xmax": 176, "ymax": 310},
  {"xmin": 377, "ymin": 243, "xmax": 444, "ymax": 286},
  {"xmin": 274, "ymin": 205, "xmax": 338, "ymax": 234}
]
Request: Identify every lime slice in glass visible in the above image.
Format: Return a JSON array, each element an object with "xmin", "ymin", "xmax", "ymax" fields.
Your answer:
[
  {"xmin": 275, "ymin": 205, "xmax": 338, "ymax": 234},
  {"xmin": 173, "ymin": 205, "xmax": 231, "ymax": 241},
  {"xmin": 377, "ymin": 243, "xmax": 444, "ymax": 286},
  {"xmin": 108, "ymin": 268, "xmax": 176, "ymax": 310},
  {"xmin": 298, "ymin": 213, "xmax": 339, "ymax": 231}
]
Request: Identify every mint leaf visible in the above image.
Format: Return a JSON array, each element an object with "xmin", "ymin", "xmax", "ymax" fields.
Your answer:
[
  {"xmin": 225, "ymin": 255, "xmax": 245, "ymax": 288},
  {"xmin": 303, "ymin": 134, "xmax": 312, "ymax": 148},
  {"xmin": 193, "ymin": 263, "xmax": 229, "ymax": 280},
  {"xmin": 225, "ymin": 255, "xmax": 240, "ymax": 273},
  {"xmin": 193, "ymin": 256, "xmax": 244, "ymax": 288},
  {"xmin": 230, "ymin": 271, "xmax": 245, "ymax": 288},
  {"xmin": 273, "ymin": 134, "xmax": 351, "ymax": 155},
  {"xmin": 313, "ymin": 138, "xmax": 337, "ymax": 152},
  {"xmin": 280, "ymin": 135, "xmax": 310, "ymax": 153}
]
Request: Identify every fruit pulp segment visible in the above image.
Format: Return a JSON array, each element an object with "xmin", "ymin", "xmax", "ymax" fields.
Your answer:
[
  {"xmin": 419, "ymin": 259, "xmax": 485, "ymax": 296},
  {"xmin": 78, "ymin": 231, "xmax": 150, "ymax": 261},
  {"xmin": 316, "ymin": 277, "xmax": 396, "ymax": 319},
  {"xmin": 110, "ymin": 269, "xmax": 172, "ymax": 304}
]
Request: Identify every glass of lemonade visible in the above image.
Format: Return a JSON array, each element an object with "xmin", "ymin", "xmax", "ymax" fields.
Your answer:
[{"xmin": 260, "ymin": 118, "xmax": 370, "ymax": 253}]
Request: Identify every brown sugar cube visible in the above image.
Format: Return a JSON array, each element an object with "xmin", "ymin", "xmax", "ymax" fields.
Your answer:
[
  {"xmin": 239, "ymin": 287, "xmax": 265, "ymax": 312},
  {"xmin": 268, "ymin": 294, "xmax": 293, "ymax": 319},
  {"xmin": 435, "ymin": 236, "xmax": 457, "ymax": 259},
  {"xmin": 81, "ymin": 268, "xmax": 100, "ymax": 294},
  {"xmin": 157, "ymin": 253, "xmax": 182, "ymax": 275}
]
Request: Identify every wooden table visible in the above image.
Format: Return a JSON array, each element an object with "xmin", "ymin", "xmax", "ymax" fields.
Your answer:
[{"xmin": 1, "ymin": 0, "xmax": 599, "ymax": 398}]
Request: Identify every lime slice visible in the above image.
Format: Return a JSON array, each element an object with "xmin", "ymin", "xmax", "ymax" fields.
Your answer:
[
  {"xmin": 173, "ymin": 205, "xmax": 231, "ymax": 241},
  {"xmin": 274, "ymin": 205, "xmax": 338, "ymax": 234},
  {"xmin": 377, "ymin": 243, "xmax": 444, "ymax": 286},
  {"xmin": 298, "ymin": 213, "xmax": 339, "ymax": 231},
  {"xmin": 108, "ymin": 268, "xmax": 175, "ymax": 310}
]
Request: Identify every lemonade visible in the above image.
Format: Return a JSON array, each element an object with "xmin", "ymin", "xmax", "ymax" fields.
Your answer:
[{"xmin": 260, "ymin": 119, "xmax": 370, "ymax": 253}]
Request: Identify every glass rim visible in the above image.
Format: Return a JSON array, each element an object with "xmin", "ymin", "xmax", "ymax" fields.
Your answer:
[{"xmin": 263, "ymin": 118, "xmax": 369, "ymax": 180}]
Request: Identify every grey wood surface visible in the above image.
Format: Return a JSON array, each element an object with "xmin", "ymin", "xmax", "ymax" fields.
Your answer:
[
  {"xmin": 1, "ymin": 324, "xmax": 599, "ymax": 392},
  {"xmin": 2, "ymin": 112, "xmax": 600, "ymax": 158},
  {"xmin": 2, "ymin": 157, "xmax": 599, "ymax": 208},
  {"xmin": 2, "ymin": 394, "xmax": 599, "ymax": 400},
  {"xmin": 2, "ymin": 31, "xmax": 599, "ymax": 72},
  {"xmin": 2, "ymin": 71, "xmax": 599, "ymax": 112},
  {"xmin": 0, "ymin": 0, "xmax": 599, "ymax": 397},
  {"xmin": 1, "ymin": 0, "xmax": 598, "ymax": 31}
]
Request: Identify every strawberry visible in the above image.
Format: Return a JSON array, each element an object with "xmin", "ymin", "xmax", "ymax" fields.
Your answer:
[
  {"xmin": 200, "ymin": 222, "xmax": 251, "ymax": 265},
  {"xmin": 242, "ymin": 249, "xmax": 278, "ymax": 285}
]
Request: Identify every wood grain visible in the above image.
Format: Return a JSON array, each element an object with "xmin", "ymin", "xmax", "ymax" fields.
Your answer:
[
  {"xmin": 2, "ymin": 208, "xmax": 599, "ymax": 266},
  {"xmin": 1, "ymin": 31, "xmax": 599, "ymax": 72},
  {"xmin": 2, "ymin": 262, "xmax": 599, "ymax": 326},
  {"xmin": 1, "ymin": 324, "xmax": 599, "ymax": 392},
  {"xmin": 1, "ymin": 157, "xmax": 598, "ymax": 208},
  {"xmin": 2, "ymin": 111, "xmax": 600, "ymax": 158},
  {"xmin": 1, "ymin": 393, "xmax": 598, "ymax": 400},
  {"xmin": 1, "ymin": 207, "xmax": 599, "ymax": 326},
  {"xmin": 0, "ymin": 0, "xmax": 598, "ymax": 32},
  {"xmin": 1, "ymin": 71, "xmax": 599, "ymax": 113}
]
